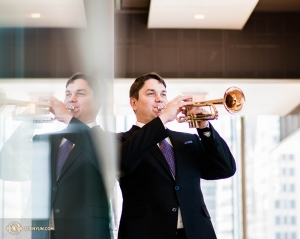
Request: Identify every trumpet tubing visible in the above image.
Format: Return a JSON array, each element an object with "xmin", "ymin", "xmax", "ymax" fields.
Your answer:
[
  {"xmin": 157, "ymin": 86, "xmax": 245, "ymax": 128},
  {"xmin": 184, "ymin": 86, "xmax": 245, "ymax": 128},
  {"xmin": 0, "ymin": 88, "xmax": 74, "ymax": 122}
]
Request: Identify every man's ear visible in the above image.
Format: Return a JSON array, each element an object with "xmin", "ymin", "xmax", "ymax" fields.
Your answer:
[{"xmin": 130, "ymin": 97, "xmax": 137, "ymax": 111}]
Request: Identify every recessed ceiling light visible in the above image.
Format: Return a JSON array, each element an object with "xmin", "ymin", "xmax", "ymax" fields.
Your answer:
[
  {"xmin": 31, "ymin": 13, "xmax": 41, "ymax": 19},
  {"xmin": 194, "ymin": 14, "xmax": 205, "ymax": 20}
]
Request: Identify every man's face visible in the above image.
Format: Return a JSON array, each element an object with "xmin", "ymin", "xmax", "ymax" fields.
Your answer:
[
  {"xmin": 64, "ymin": 79, "xmax": 99, "ymax": 124},
  {"xmin": 130, "ymin": 79, "xmax": 168, "ymax": 124}
]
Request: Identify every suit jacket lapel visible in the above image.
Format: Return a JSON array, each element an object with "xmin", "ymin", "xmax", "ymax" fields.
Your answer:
[{"xmin": 128, "ymin": 125, "xmax": 174, "ymax": 179}]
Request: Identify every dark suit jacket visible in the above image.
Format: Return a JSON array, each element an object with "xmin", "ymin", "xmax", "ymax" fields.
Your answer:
[
  {"xmin": 31, "ymin": 117, "xmax": 111, "ymax": 239},
  {"xmin": 117, "ymin": 117, "xmax": 236, "ymax": 239}
]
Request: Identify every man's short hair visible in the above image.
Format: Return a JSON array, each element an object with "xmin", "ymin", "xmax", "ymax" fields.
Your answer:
[
  {"xmin": 129, "ymin": 72, "xmax": 166, "ymax": 100},
  {"xmin": 66, "ymin": 72, "xmax": 101, "ymax": 102}
]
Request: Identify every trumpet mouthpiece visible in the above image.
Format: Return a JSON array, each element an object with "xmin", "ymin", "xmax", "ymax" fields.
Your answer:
[
  {"xmin": 66, "ymin": 105, "xmax": 75, "ymax": 111},
  {"xmin": 158, "ymin": 105, "xmax": 166, "ymax": 112}
]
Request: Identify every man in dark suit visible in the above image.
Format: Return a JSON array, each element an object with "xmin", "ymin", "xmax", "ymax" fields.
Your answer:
[
  {"xmin": 0, "ymin": 73, "xmax": 112, "ymax": 239},
  {"xmin": 117, "ymin": 72, "xmax": 236, "ymax": 239}
]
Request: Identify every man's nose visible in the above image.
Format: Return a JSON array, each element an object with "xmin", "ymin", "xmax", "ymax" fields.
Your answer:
[
  {"xmin": 155, "ymin": 95, "xmax": 163, "ymax": 102},
  {"xmin": 68, "ymin": 94, "xmax": 77, "ymax": 102}
]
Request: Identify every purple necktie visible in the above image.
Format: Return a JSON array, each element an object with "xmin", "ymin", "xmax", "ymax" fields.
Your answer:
[
  {"xmin": 158, "ymin": 139, "xmax": 176, "ymax": 177},
  {"xmin": 56, "ymin": 139, "xmax": 73, "ymax": 177}
]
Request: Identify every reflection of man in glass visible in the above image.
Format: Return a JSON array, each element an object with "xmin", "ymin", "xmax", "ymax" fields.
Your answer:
[
  {"xmin": 0, "ymin": 73, "xmax": 111, "ymax": 239},
  {"xmin": 117, "ymin": 72, "xmax": 236, "ymax": 239}
]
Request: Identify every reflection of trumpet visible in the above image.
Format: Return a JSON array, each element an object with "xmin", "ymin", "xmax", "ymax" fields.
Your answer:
[
  {"xmin": 159, "ymin": 86, "xmax": 245, "ymax": 128},
  {"xmin": 0, "ymin": 88, "xmax": 74, "ymax": 122}
]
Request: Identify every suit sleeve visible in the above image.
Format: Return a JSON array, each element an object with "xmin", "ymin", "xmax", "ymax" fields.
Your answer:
[
  {"xmin": 196, "ymin": 122, "xmax": 236, "ymax": 180},
  {"xmin": 118, "ymin": 117, "xmax": 168, "ymax": 176}
]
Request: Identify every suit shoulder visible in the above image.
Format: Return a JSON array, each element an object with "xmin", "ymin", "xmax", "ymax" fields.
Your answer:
[
  {"xmin": 168, "ymin": 129, "xmax": 197, "ymax": 137},
  {"xmin": 167, "ymin": 129, "xmax": 200, "ymax": 142},
  {"xmin": 117, "ymin": 131, "xmax": 131, "ymax": 142},
  {"xmin": 32, "ymin": 132, "xmax": 55, "ymax": 141}
]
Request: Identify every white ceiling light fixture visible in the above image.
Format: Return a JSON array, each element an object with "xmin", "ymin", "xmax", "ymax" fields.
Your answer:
[
  {"xmin": 31, "ymin": 13, "xmax": 41, "ymax": 19},
  {"xmin": 148, "ymin": 0, "xmax": 259, "ymax": 29},
  {"xmin": 194, "ymin": 14, "xmax": 205, "ymax": 20}
]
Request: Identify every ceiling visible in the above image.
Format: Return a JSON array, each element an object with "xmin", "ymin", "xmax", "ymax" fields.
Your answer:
[
  {"xmin": 1, "ymin": 1, "xmax": 300, "ymax": 117},
  {"xmin": 0, "ymin": 0, "xmax": 86, "ymax": 28},
  {"xmin": 116, "ymin": 0, "xmax": 300, "ymax": 29},
  {"xmin": 0, "ymin": 0, "xmax": 299, "ymax": 28},
  {"xmin": 117, "ymin": 0, "xmax": 300, "ymax": 12}
]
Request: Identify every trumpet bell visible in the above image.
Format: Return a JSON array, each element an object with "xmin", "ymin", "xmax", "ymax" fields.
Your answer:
[
  {"xmin": 223, "ymin": 86, "xmax": 245, "ymax": 114},
  {"xmin": 176, "ymin": 86, "xmax": 246, "ymax": 128}
]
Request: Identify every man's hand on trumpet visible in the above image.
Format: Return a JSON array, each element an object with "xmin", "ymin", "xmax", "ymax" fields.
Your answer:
[
  {"xmin": 184, "ymin": 106, "xmax": 209, "ymax": 129},
  {"xmin": 158, "ymin": 95, "xmax": 209, "ymax": 129},
  {"xmin": 39, "ymin": 95, "xmax": 73, "ymax": 124},
  {"xmin": 159, "ymin": 95, "xmax": 192, "ymax": 124}
]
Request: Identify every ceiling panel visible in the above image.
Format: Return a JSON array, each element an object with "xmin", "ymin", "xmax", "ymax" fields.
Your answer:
[
  {"xmin": 117, "ymin": 0, "xmax": 300, "ymax": 29},
  {"xmin": 147, "ymin": 0, "xmax": 259, "ymax": 30},
  {"xmin": 121, "ymin": 0, "xmax": 150, "ymax": 9},
  {"xmin": 254, "ymin": 0, "xmax": 300, "ymax": 12},
  {"xmin": 117, "ymin": 0, "xmax": 300, "ymax": 12},
  {"xmin": 0, "ymin": 0, "xmax": 86, "ymax": 28}
]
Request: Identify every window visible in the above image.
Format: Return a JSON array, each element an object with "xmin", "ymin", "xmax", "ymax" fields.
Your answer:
[
  {"xmin": 205, "ymin": 187, "xmax": 216, "ymax": 195},
  {"xmin": 275, "ymin": 200, "xmax": 280, "ymax": 208},
  {"xmin": 282, "ymin": 184, "xmax": 287, "ymax": 192},
  {"xmin": 276, "ymin": 216, "xmax": 281, "ymax": 225},
  {"xmin": 284, "ymin": 216, "xmax": 288, "ymax": 225},
  {"xmin": 291, "ymin": 216, "xmax": 296, "ymax": 225},
  {"xmin": 290, "ymin": 200, "xmax": 296, "ymax": 208},
  {"xmin": 276, "ymin": 232, "xmax": 281, "ymax": 239},
  {"xmin": 290, "ymin": 168, "xmax": 295, "ymax": 176},
  {"xmin": 284, "ymin": 232, "xmax": 289, "ymax": 239}
]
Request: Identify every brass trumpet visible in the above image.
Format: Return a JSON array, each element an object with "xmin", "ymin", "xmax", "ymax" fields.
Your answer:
[
  {"xmin": 0, "ymin": 88, "xmax": 74, "ymax": 122},
  {"xmin": 159, "ymin": 86, "xmax": 245, "ymax": 128}
]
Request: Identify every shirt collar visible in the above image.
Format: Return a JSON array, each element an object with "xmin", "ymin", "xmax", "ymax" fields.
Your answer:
[
  {"xmin": 136, "ymin": 120, "xmax": 167, "ymax": 129},
  {"xmin": 136, "ymin": 121, "xmax": 145, "ymax": 128},
  {"xmin": 87, "ymin": 121, "xmax": 97, "ymax": 128}
]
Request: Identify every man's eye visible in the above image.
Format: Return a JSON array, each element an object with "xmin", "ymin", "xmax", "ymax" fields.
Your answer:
[
  {"xmin": 162, "ymin": 93, "xmax": 167, "ymax": 97},
  {"xmin": 65, "ymin": 93, "xmax": 71, "ymax": 97},
  {"xmin": 77, "ymin": 93, "xmax": 85, "ymax": 96},
  {"xmin": 147, "ymin": 93, "xmax": 154, "ymax": 96}
]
